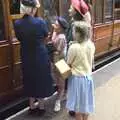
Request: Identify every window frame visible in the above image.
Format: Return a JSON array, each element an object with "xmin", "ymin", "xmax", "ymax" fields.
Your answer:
[{"xmin": 94, "ymin": 0, "xmax": 120, "ymax": 25}]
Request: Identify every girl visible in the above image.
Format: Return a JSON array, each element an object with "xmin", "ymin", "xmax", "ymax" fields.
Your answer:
[
  {"xmin": 66, "ymin": 0, "xmax": 92, "ymax": 116},
  {"xmin": 66, "ymin": 21, "xmax": 95, "ymax": 120},
  {"xmin": 51, "ymin": 17, "xmax": 68, "ymax": 112}
]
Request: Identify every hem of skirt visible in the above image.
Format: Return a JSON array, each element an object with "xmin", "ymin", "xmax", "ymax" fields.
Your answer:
[{"xmin": 66, "ymin": 106, "xmax": 95, "ymax": 114}]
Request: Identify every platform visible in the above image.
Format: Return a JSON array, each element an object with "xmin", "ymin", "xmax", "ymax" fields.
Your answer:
[{"xmin": 6, "ymin": 58, "xmax": 120, "ymax": 120}]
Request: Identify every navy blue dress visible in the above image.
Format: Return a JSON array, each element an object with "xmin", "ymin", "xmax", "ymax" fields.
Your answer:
[{"xmin": 14, "ymin": 15, "xmax": 53, "ymax": 98}]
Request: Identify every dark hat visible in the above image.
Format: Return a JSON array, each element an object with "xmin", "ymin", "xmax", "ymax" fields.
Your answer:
[
  {"xmin": 21, "ymin": 0, "xmax": 37, "ymax": 7},
  {"xmin": 57, "ymin": 17, "xmax": 68, "ymax": 30}
]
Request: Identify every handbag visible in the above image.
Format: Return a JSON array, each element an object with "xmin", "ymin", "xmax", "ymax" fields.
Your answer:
[{"xmin": 55, "ymin": 59, "xmax": 72, "ymax": 80}]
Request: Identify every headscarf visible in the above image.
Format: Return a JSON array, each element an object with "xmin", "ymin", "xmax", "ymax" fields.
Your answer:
[{"xmin": 20, "ymin": 0, "xmax": 40, "ymax": 14}]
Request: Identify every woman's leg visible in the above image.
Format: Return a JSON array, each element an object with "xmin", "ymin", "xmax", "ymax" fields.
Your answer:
[
  {"xmin": 75, "ymin": 112, "xmax": 83, "ymax": 120},
  {"xmin": 29, "ymin": 97, "xmax": 36, "ymax": 109}
]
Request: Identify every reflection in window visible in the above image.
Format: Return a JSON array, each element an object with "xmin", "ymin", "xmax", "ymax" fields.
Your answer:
[
  {"xmin": 59, "ymin": 0, "xmax": 70, "ymax": 21},
  {"xmin": 43, "ymin": 0, "xmax": 59, "ymax": 32},
  {"xmin": 10, "ymin": 0, "xmax": 20, "ymax": 14},
  {"xmin": 95, "ymin": 0, "xmax": 104, "ymax": 23},
  {"xmin": 0, "ymin": 1, "xmax": 5, "ymax": 41},
  {"xmin": 115, "ymin": 0, "xmax": 120, "ymax": 19},
  {"xmin": 105, "ymin": 0, "xmax": 113, "ymax": 22},
  {"xmin": 115, "ymin": 0, "xmax": 120, "ymax": 8}
]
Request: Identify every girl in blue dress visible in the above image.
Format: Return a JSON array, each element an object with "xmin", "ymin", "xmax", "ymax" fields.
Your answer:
[{"xmin": 66, "ymin": 21, "xmax": 95, "ymax": 120}]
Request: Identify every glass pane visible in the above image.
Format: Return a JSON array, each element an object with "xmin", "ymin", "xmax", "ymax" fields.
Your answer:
[
  {"xmin": 105, "ymin": 0, "xmax": 113, "ymax": 22},
  {"xmin": 59, "ymin": 0, "xmax": 70, "ymax": 21},
  {"xmin": 115, "ymin": 0, "xmax": 120, "ymax": 8},
  {"xmin": 10, "ymin": 0, "xmax": 20, "ymax": 14},
  {"xmin": 0, "ymin": 1, "xmax": 5, "ymax": 41},
  {"xmin": 115, "ymin": 0, "xmax": 120, "ymax": 19},
  {"xmin": 42, "ymin": 0, "xmax": 59, "ymax": 32},
  {"xmin": 95, "ymin": 0, "xmax": 103, "ymax": 23}
]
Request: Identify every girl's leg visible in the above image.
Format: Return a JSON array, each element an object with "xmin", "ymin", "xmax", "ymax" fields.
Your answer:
[
  {"xmin": 29, "ymin": 97, "xmax": 36, "ymax": 109},
  {"xmin": 83, "ymin": 114, "xmax": 89, "ymax": 120},
  {"xmin": 54, "ymin": 71, "xmax": 65, "ymax": 112},
  {"xmin": 75, "ymin": 112, "xmax": 83, "ymax": 120}
]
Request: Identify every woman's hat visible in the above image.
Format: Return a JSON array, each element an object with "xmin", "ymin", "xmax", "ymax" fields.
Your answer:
[
  {"xmin": 21, "ymin": 0, "xmax": 40, "ymax": 8},
  {"xmin": 57, "ymin": 17, "xmax": 68, "ymax": 30},
  {"xmin": 71, "ymin": 0, "xmax": 88, "ymax": 16}
]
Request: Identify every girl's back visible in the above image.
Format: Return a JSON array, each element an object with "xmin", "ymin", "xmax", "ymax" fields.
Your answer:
[{"xmin": 67, "ymin": 40, "xmax": 95, "ymax": 76}]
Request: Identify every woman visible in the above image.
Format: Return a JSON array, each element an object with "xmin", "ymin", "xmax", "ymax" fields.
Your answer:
[
  {"xmin": 66, "ymin": 0, "xmax": 91, "ymax": 44},
  {"xmin": 14, "ymin": 0, "xmax": 53, "ymax": 115},
  {"xmin": 66, "ymin": 21, "xmax": 95, "ymax": 120}
]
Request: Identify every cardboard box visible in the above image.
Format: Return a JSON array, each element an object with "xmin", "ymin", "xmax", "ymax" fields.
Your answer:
[{"xmin": 55, "ymin": 59, "xmax": 72, "ymax": 80}]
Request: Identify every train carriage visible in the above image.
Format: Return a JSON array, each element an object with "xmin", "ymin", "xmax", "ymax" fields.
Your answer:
[{"xmin": 0, "ymin": 0, "xmax": 120, "ymax": 109}]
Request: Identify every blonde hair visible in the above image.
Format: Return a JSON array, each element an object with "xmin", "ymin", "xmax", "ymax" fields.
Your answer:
[{"xmin": 73, "ymin": 21, "xmax": 90, "ymax": 43}]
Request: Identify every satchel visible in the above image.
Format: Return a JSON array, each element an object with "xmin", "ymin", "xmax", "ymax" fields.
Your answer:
[{"xmin": 55, "ymin": 59, "xmax": 72, "ymax": 80}]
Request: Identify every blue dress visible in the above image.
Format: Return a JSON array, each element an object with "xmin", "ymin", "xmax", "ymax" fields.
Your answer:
[{"xmin": 14, "ymin": 15, "xmax": 53, "ymax": 98}]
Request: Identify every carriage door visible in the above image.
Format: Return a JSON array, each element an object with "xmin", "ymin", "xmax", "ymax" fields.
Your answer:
[
  {"xmin": 113, "ymin": 0, "xmax": 120, "ymax": 48},
  {"xmin": 7, "ymin": 0, "xmax": 23, "ymax": 92},
  {"xmin": 0, "ymin": 0, "xmax": 14, "ymax": 104}
]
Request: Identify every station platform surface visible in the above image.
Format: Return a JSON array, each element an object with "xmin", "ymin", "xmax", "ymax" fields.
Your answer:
[{"xmin": 6, "ymin": 58, "xmax": 120, "ymax": 120}]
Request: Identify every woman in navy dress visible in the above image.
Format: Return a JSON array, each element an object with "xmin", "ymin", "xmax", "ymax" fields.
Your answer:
[{"xmin": 14, "ymin": 0, "xmax": 53, "ymax": 114}]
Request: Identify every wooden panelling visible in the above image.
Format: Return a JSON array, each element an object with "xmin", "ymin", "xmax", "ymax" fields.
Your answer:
[
  {"xmin": 114, "ymin": 22, "xmax": 120, "ymax": 33},
  {"xmin": 13, "ymin": 41, "xmax": 20, "ymax": 64},
  {"xmin": 94, "ymin": 37, "xmax": 110, "ymax": 54},
  {"xmin": 0, "ymin": 44, "xmax": 9, "ymax": 67},
  {"xmin": 12, "ymin": 42, "xmax": 21, "ymax": 63},
  {"xmin": 0, "ymin": 67, "xmax": 12, "ymax": 93},
  {"xmin": 94, "ymin": 24, "xmax": 112, "ymax": 40},
  {"xmin": 112, "ymin": 34, "xmax": 120, "ymax": 46},
  {"xmin": 13, "ymin": 63, "xmax": 23, "ymax": 88}
]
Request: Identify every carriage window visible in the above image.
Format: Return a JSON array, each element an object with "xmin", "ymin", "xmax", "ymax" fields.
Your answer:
[
  {"xmin": 10, "ymin": 0, "xmax": 20, "ymax": 14},
  {"xmin": 95, "ymin": 0, "xmax": 104, "ymax": 23},
  {"xmin": 105, "ymin": 0, "xmax": 113, "ymax": 22},
  {"xmin": 114, "ymin": 0, "xmax": 120, "ymax": 19},
  {"xmin": 42, "ymin": 0, "xmax": 59, "ymax": 32},
  {"xmin": 0, "ymin": 1, "xmax": 5, "ymax": 41},
  {"xmin": 59, "ymin": 0, "xmax": 70, "ymax": 21}
]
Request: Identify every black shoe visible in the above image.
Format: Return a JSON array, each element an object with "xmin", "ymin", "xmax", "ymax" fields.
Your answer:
[
  {"xmin": 36, "ymin": 109, "xmax": 46, "ymax": 116},
  {"xmin": 69, "ymin": 111, "xmax": 75, "ymax": 117},
  {"xmin": 28, "ymin": 108, "xmax": 38, "ymax": 115}
]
